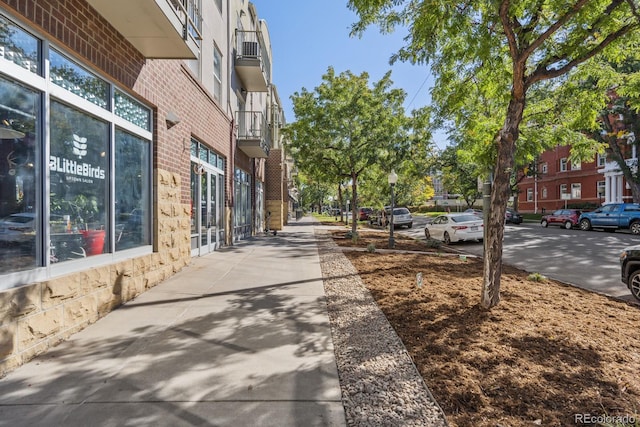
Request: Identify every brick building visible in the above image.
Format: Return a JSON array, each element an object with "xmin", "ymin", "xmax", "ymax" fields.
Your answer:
[
  {"xmin": 518, "ymin": 141, "xmax": 637, "ymax": 213},
  {"xmin": 0, "ymin": 0, "xmax": 292, "ymax": 374}
]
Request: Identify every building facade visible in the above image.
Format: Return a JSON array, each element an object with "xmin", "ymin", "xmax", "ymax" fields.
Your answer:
[
  {"xmin": 0, "ymin": 0, "xmax": 289, "ymax": 375},
  {"xmin": 518, "ymin": 142, "xmax": 637, "ymax": 213}
]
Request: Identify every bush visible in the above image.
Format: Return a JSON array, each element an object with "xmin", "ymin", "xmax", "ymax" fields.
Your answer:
[
  {"xmin": 345, "ymin": 230, "xmax": 359, "ymax": 242},
  {"xmin": 366, "ymin": 243, "xmax": 376, "ymax": 253},
  {"xmin": 527, "ymin": 272, "xmax": 547, "ymax": 283},
  {"xmin": 425, "ymin": 239, "xmax": 442, "ymax": 249}
]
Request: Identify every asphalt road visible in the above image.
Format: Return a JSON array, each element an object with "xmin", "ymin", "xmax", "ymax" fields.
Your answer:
[{"xmin": 400, "ymin": 215, "xmax": 639, "ymax": 304}]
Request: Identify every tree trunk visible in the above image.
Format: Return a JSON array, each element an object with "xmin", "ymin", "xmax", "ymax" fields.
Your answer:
[
  {"xmin": 351, "ymin": 174, "xmax": 359, "ymax": 236},
  {"xmin": 338, "ymin": 184, "xmax": 344, "ymax": 222},
  {"xmin": 628, "ymin": 178, "xmax": 640, "ymax": 203},
  {"xmin": 481, "ymin": 97, "xmax": 525, "ymax": 310}
]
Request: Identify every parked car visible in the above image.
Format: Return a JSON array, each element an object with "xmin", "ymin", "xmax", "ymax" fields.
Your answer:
[
  {"xmin": 541, "ymin": 209, "xmax": 582, "ymax": 229},
  {"xmin": 358, "ymin": 207, "xmax": 373, "ymax": 221},
  {"xmin": 464, "ymin": 208, "xmax": 483, "ymax": 217},
  {"xmin": 424, "ymin": 213, "xmax": 484, "ymax": 244},
  {"xmin": 464, "ymin": 207, "xmax": 522, "ymax": 224},
  {"xmin": 386, "ymin": 207, "xmax": 413, "ymax": 229},
  {"xmin": 619, "ymin": 244, "xmax": 640, "ymax": 301},
  {"xmin": 578, "ymin": 203, "xmax": 640, "ymax": 234},
  {"xmin": 0, "ymin": 212, "xmax": 38, "ymax": 243},
  {"xmin": 505, "ymin": 208, "xmax": 523, "ymax": 224}
]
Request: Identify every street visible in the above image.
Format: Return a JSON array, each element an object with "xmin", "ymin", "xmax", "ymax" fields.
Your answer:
[{"xmin": 400, "ymin": 216, "xmax": 639, "ymax": 303}]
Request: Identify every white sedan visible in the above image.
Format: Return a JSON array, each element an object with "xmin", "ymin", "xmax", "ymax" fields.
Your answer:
[
  {"xmin": 424, "ymin": 213, "xmax": 484, "ymax": 244},
  {"xmin": 0, "ymin": 212, "xmax": 37, "ymax": 243}
]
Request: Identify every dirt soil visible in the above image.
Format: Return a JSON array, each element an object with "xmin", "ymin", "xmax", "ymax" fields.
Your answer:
[{"xmin": 329, "ymin": 228, "xmax": 640, "ymax": 427}]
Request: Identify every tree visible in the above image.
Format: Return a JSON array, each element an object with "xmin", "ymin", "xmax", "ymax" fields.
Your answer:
[
  {"xmin": 563, "ymin": 52, "xmax": 640, "ymax": 203},
  {"xmin": 285, "ymin": 67, "xmax": 425, "ymax": 236},
  {"xmin": 436, "ymin": 146, "xmax": 481, "ymax": 208},
  {"xmin": 349, "ymin": 0, "xmax": 640, "ymax": 309}
]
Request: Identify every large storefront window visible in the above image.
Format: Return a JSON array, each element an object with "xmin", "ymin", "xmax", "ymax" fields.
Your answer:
[
  {"xmin": 115, "ymin": 130, "xmax": 150, "ymax": 250},
  {"xmin": 0, "ymin": 14, "xmax": 153, "ymax": 287},
  {"xmin": 49, "ymin": 101, "xmax": 108, "ymax": 260},
  {"xmin": 0, "ymin": 76, "xmax": 39, "ymax": 273}
]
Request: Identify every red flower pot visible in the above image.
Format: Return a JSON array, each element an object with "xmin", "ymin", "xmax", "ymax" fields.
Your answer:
[{"xmin": 80, "ymin": 229, "xmax": 106, "ymax": 255}]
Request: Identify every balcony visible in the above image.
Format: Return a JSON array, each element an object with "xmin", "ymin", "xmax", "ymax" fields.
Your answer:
[
  {"xmin": 235, "ymin": 30, "xmax": 270, "ymax": 92},
  {"xmin": 236, "ymin": 111, "xmax": 270, "ymax": 158},
  {"xmin": 86, "ymin": 0, "xmax": 201, "ymax": 59}
]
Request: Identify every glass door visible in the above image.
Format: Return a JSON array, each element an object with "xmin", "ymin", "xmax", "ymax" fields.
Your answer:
[{"xmin": 192, "ymin": 163, "xmax": 222, "ymax": 256}]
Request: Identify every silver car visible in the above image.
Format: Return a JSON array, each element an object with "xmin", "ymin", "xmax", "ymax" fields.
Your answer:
[{"xmin": 387, "ymin": 207, "xmax": 413, "ymax": 229}]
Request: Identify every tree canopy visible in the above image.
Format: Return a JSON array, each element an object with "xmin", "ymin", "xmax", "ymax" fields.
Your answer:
[
  {"xmin": 284, "ymin": 67, "xmax": 432, "ymax": 235},
  {"xmin": 349, "ymin": 0, "xmax": 640, "ymax": 308}
]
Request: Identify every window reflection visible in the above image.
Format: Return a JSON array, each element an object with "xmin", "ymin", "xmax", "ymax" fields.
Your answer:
[
  {"xmin": 0, "ymin": 16, "xmax": 40, "ymax": 74},
  {"xmin": 50, "ymin": 49, "xmax": 109, "ymax": 109},
  {"xmin": 0, "ymin": 76, "xmax": 39, "ymax": 273},
  {"xmin": 115, "ymin": 129, "xmax": 150, "ymax": 250},
  {"xmin": 115, "ymin": 90, "xmax": 150, "ymax": 131}
]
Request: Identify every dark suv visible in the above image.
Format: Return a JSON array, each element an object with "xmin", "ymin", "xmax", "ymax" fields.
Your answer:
[
  {"xmin": 619, "ymin": 244, "xmax": 640, "ymax": 302},
  {"xmin": 505, "ymin": 208, "xmax": 523, "ymax": 224}
]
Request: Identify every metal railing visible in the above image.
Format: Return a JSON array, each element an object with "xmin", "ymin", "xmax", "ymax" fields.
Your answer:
[
  {"xmin": 235, "ymin": 30, "xmax": 271, "ymax": 84},
  {"xmin": 236, "ymin": 110, "xmax": 266, "ymax": 139},
  {"xmin": 236, "ymin": 110, "xmax": 271, "ymax": 154},
  {"xmin": 168, "ymin": 0, "xmax": 202, "ymax": 42}
]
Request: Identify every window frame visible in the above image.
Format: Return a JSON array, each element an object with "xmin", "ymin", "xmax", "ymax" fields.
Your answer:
[
  {"xmin": 571, "ymin": 183, "xmax": 581, "ymax": 199},
  {"xmin": 560, "ymin": 184, "xmax": 568, "ymax": 195},
  {"xmin": 213, "ymin": 44, "xmax": 222, "ymax": 102},
  {"xmin": 560, "ymin": 158, "xmax": 568, "ymax": 172}
]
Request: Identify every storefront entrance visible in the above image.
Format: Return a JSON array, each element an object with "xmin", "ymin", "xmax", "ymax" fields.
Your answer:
[{"xmin": 191, "ymin": 161, "xmax": 224, "ymax": 256}]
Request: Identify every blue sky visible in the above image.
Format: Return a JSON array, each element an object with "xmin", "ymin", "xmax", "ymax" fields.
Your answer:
[{"xmin": 249, "ymin": 0, "xmax": 448, "ymax": 148}]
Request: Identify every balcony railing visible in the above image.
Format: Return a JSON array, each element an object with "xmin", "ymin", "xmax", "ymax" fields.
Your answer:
[
  {"xmin": 86, "ymin": 0, "xmax": 201, "ymax": 59},
  {"xmin": 234, "ymin": 30, "xmax": 270, "ymax": 92},
  {"xmin": 236, "ymin": 111, "xmax": 270, "ymax": 158}
]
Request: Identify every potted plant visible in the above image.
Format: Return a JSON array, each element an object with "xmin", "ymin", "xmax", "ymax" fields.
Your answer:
[{"xmin": 72, "ymin": 194, "xmax": 105, "ymax": 255}]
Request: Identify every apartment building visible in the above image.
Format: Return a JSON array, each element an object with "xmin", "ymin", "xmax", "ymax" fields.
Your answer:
[
  {"xmin": 518, "ymin": 142, "xmax": 637, "ymax": 213},
  {"xmin": 0, "ymin": 0, "xmax": 291, "ymax": 374}
]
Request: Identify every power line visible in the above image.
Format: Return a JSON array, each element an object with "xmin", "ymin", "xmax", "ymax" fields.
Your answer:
[{"xmin": 406, "ymin": 75, "xmax": 430, "ymax": 109}]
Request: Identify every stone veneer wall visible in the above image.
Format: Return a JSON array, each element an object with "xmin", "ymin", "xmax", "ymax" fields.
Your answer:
[
  {"xmin": 265, "ymin": 148, "xmax": 284, "ymax": 230},
  {"xmin": 0, "ymin": 169, "xmax": 190, "ymax": 377},
  {"xmin": 266, "ymin": 200, "xmax": 283, "ymax": 231}
]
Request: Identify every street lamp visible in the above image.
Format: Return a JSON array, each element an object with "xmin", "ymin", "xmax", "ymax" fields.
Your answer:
[{"xmin": 388, "ymin": 170, "xmax": 398, "ymax": 248}]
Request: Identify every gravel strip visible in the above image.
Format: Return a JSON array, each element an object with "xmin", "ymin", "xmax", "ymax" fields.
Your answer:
[{"xmin": 315, "ymin": 229, "xmax": 449, "ymax": 427}]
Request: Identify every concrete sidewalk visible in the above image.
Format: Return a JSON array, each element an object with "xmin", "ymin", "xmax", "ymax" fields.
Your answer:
[{"xmin": 0, "ymin": 217, "xmax": 346, "ymax": 427}]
